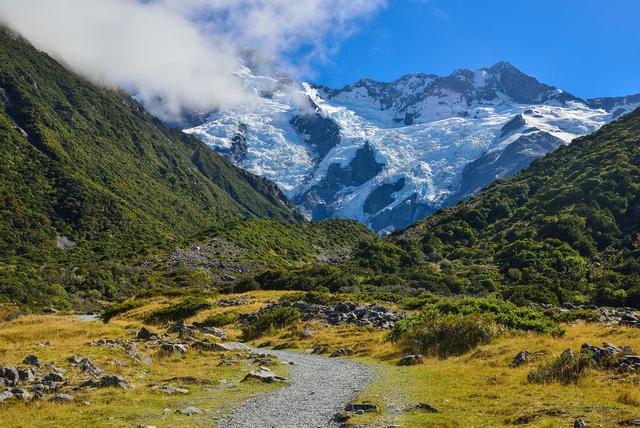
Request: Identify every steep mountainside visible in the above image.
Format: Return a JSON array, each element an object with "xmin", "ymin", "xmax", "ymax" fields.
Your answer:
[
  {"xmin": 183, "ymin": 62, "xmax": 640, "ymax": 233},
  {"xmin": 0, "ymin": 30, "xmax": 300, "ymax": 305},
  {"xmin": 396, "ymin": 108, "xmax": 640, "ymax": 305}
]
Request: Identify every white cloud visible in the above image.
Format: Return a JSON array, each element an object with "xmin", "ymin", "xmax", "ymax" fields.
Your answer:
[{"xmin": 0, "ymin": 0, "xmax": 385, "ymax": 120}]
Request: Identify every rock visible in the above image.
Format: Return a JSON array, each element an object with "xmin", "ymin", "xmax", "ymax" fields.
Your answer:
[
  {"xmin": 51, "ymin": 393, "xmax": 74, "ymax": 403},
  {"xmin": 159, "ymin": 343, "xmax": 188, "ymax": 356},
  {"xmin": 511, "ymin": 351, "xmax": 530, "ymax": 367},
  {"xmin": 0, "ymin": 366, "xmax": 19, "ymax": 384},
  {"xmin": 38, "ymin": 341, "xmax": 52, "ymax": 347},
  {"xmin": 137, "ymin": 327, "xmax": 157, "ymax": 340},
  {"xmin": 45, "ymin": 363, "xmax": 66, "ymax": 374},
  {"xmin": 158, "ymin": 385, "xmax": 189, "ymax": 394},
  {"xmin": 17, "ymin": 368, "xmax": 34, "ymax": 382},
  {"xmin": 398, "ymin": 354, "xmax": 423, "ymax": 366},
  {"xmin": 67, "ymin": 356, "xmax": 103, "ymax": 376},
  {"xmin": 11, "ymin": 388, "xmax": 32, "ymax": 400},
  {"xmin": 23, "ymin": 355, "xmax": 42, "ymax": 367},
  {"xmin": 79, "ymin": 379, "xmax": 101, "ymax": 389},
  {"xmin": 202, "ymin": 342, "xmax": 250, "ymax": 352},
  {"xmin": 620, "ymin": 355, "xmax": 640, "ymax": 365},
  {"xmin": 99, "ymin": 375, "xmax": 129, "ymax": 389},
  {"xmin": 300, "ymin": 325, "xmax": 316, "ymax": 338},
  {"xmin": 581, "ymin": 342, "xmax": 634, "ymax": 362},
  {"xmin": 574, "ymin": 419, "xmax": 587, "ymax": 428},
  {"xmin": 312, "ymin": 344, "xmax": 329, "ymax": 354},
  {"xmin": 242, "ymin": 367, "xmax": 287, "ymax": 383},
  {"xmin": 43, "ymin": 372, "xmax": 65, "ymax": 383},
  {"xmin": 329, "ymin": 348, "xmax": 353, "ymax": 358},
  {"xmin": 412, "ymin": 403, "xmax": 439, "ymax": 413},
  {"xmin": 0, "ymin": 390, "xmax": 13, "ymax": 403},
  {"xmin": 345, "ymin": 402, "xmax": 379, "ymax": 413},
  {"xmin": 177, "ymin": 406, "xmax": 202, "ymax": 416}
]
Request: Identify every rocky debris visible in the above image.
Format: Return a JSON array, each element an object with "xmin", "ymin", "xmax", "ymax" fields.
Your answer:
[
  {"xmin": 67, "ymin": 356, "xmax": 103, "ymax": 377},
  {"xmin": 217, "ymin": 297, "xmax": 254, "ymax": 307},
  {"xmin": 241, "ymin": 301, "xmax": 405, "ymax": 329},
  {"xmin": 99, "ymin": 375, "xmax": 129, "ymax": 389},
  {"xmin": 158, "ymin": 385, "xmax": 189, "ymax": 394},
  {"xmin": 0, "ymin": 390, "xmax": 14, "ymax": 403},
  {"xmin": 409, "ymin": 403, "xmax": 439, "ymax": 413},
  {"xmin": 312, "ymin": 344, "xmax": 329, "ymax": 354},
  {"xmin": 22, "ymin": 355, "xmax": 42, "ymax": 367},
  {"xmin": 177, "ymin": 406, "xmax": 202, "ymax": 416},
  {"xmin": 51, "ymin": 393, "xmax": 74, "ymax": 403},
  {"xmin": 251, "ymin": 354, "xmax": 279, "ymax": 366},
  {"xmin": 42, "ymin": 372, "xmax": 65, "ymax": 383},
  {"xmin": 195, "ymin": 341, "xmax": 250, "ymax": 352},
  {"xmin": 18, "ymin": 368, "xmax": 34, "ymax": 382},
  {"xmin": 574, "ymin": 419, "xmax": 587, "ymax": 428},
  {"xmin": 242, "ymin": 367, "xmax": 287, "ymax": 383},
  {"xmin": 345, "ymin": 402, "xmax": 379, "ymax": 413},
  {"xmin": 11, "ymin": 388, "xmax": 32, "ymax": 400},
  {"xmin": 0, "ymin": 366, "xmax": 20, "ymax": 385},
  {"xmin": 511, "ymin": 351, "xmax": 530, "ymax": 367},
  {"xmin": 581, "ymin": 343, "xmax": 635, "ymax": 363},
  {"xmin": 536, "ymin": 303, "xmax": 640, "ymax": 327},
  {"xmin": 329, "ymin": 348, "xmax": 353, "ymax": 358},
  {"xmin": 159, "ymin": 343, "xmax": 188, "ymax": 356},
  {"xmin": 398, "ymin": 354, "xmax": 423, "ymax": 366},
  {"xmin": 166, "ymin": 320, "xmax": 226, "ymax": 340},
  {"xmin": 137, "ymin": 327, "xmax": 157, "ymax": 340}
]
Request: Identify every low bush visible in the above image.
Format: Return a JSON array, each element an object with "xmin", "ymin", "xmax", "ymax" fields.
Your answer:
[
  {"xmin": 241, "ymin": 306, "xmax": 302, "ymax": 340},
  {"xmin": 201, "ymin": 312, "xmax": 238, "ymax": 327},
  {"xmin": 390, "ymin": 309, "xmax": 499, "ymax": 358},
  {"xmin": 101, "ymin": 300, "xmax": 144, "ymax": 322},
  {"xmin": 145, "ymin": 297, "xmax": 212, "ymax": 324},
  {"xmin": 551, "ymin": 308, "xmax": 602, "ymax": 323},
  {"xmin": 527, "ymin": 349, "xmax": 594, "ymax": 384},
  {"xmin": 428, "ymin": 297, "xmax": 564, "ymax": 335}
]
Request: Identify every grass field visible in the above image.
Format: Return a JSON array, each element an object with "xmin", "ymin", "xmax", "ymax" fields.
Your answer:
[{"xmin": 1, "ymin": 292, "xmax": 639, "ymax": 427}]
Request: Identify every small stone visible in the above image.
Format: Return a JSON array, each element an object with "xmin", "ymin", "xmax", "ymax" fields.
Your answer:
[
  {"xmin": 511, "ymin": 351, "xmax": 530, "ymax": 367},
  {"xmin": 51, "ymin": 393, "xmax": 74, "ymax": 403},
  {"xmin": 0, "ymin": 390, "xmax": 14, "ymax": 403},
  {"xmin": 137, "ymin": 327, "xmax": 157, "ymax": 340},
  {"xmin": 0, "ymin": 366, "xmax": 19, "ymax": 384},
  {"xmin": 329, "ymin": 348, "xmax": 353, "ymax": 358},
  {"xmin": 413, "ymin": 403, "xmax": 439, "ymax": 413},
  {"xmin": 43, "ymin": 372, "xmax": 65, "ymax": 383},
  {"xmin": 574, "ymin": 419, "xmax": 587, "ymax": 428},
  {"xmin": 23, "ymin": 355, "xmax": 42, "ymax": 367},
  {"xmin": 11, "ymin": 388, "xmax": 32, "ymax": 401},
  {"xmin": 345, "ymin": 402, "xmax": 379, "ymax": 413},
  {"xmin": 159, "ymin": 343, "xmax": 188, "ymax": 356},
  {"xmin": 242, "ymin": 368, "xmax": 287, "ymax": 383},
  {"xmin": 398, "ymin": 354, "xmax": 423, "ymax": 366},
  {"xmin": 17, "ymin": 368, "xmax": 34, "ymax": 382},
  {"xmin": 99, "ymin": 375, "xmax": 129, "ymax": 389},
  {"xmin": 177, "ymin": 406, "xmax": 202, "ymax": 416},
  {"xmin": 158, "ymin": 385, "xmax": 189, "ymax": 394}
]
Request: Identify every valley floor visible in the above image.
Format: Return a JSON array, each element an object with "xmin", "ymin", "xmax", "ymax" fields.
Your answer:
[{"xmin": 1, "ymin": 291, "xmax": 639, "ymax": 427}]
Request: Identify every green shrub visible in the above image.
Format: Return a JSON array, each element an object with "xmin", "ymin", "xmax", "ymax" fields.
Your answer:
[
  {"xmin": 145, "ymin": 297, "xmax": 212, "ymax": 324},
  {"xmin": 201, "ymin": 312, "xmax": 238, "ymax": 327},
  {"xmin": 390, "ymin": 309, "xmax": 499, "ymax": 358},
  {"xmin": 527, "ymin": 349, "xmax": 594, "ymax": 384},
  {"xmin": 241, "ymin": 307, "xmax": 302, "ymax": 340},
  {"xmin": 101, "ymin": 300, "xmax": 144, "ymax": 322},
  {"xmin": 429, "ymin": 297, "xmax": 564, "ymax": 335},
  {"xmin": 552, "ymin": 309, "xmax": 601, "ymax": 323}
]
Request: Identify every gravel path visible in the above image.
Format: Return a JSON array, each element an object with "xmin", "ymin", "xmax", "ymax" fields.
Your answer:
[{"xmin": 219, "ymin": 349, "xmax": 371, "ymax": 428}]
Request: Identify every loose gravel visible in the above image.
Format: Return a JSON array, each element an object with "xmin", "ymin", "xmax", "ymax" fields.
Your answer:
[{"xmin": 219, "ymin": 349, "xmax": 371, "ymax": 428}]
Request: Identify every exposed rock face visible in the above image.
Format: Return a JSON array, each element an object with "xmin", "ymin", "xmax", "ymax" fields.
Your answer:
[
  {"xmin": 451, "ymin": 131, "xmax": 565, "ymax": 202},
  {"xmin": 295, "ymin": 142, "xmax": 384, "ymax": 220},
  {"xmin": 290, "ymin": 112, "xmax": 341, "ymax": 159}
]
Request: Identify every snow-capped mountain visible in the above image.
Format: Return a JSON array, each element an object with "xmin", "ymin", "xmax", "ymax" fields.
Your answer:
[{"xmin": 183, "ymin": 62, "xmax": 640, "ymax": 233}]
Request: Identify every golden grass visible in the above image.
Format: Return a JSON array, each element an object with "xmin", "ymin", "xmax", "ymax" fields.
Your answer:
[
  {"xmin": 3, "ymin": 293, "xmax": 639, "ymax": 427},
  {"xmin": 0, "ymin": 311, "xmax": 286, "ymax": 427}
]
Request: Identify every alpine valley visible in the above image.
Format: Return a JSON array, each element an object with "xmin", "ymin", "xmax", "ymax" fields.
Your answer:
[{"xmin": 182, "ymin": 61, "xmax": 640, "ymax": 233}]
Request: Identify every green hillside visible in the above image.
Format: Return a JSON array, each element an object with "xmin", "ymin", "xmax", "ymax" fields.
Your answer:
[
  {"xmin": 396, "ymin": 108, "xmax": 640, "ymax": 305},
  {"xmin": 0, "ymin": 30, "xmax": 301, "ymax": 306}
]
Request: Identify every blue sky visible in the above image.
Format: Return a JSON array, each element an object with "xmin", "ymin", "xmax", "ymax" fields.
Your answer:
[{"xmin": 311, "ymin": 0, "xmax": 640, "ymax": 98}]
